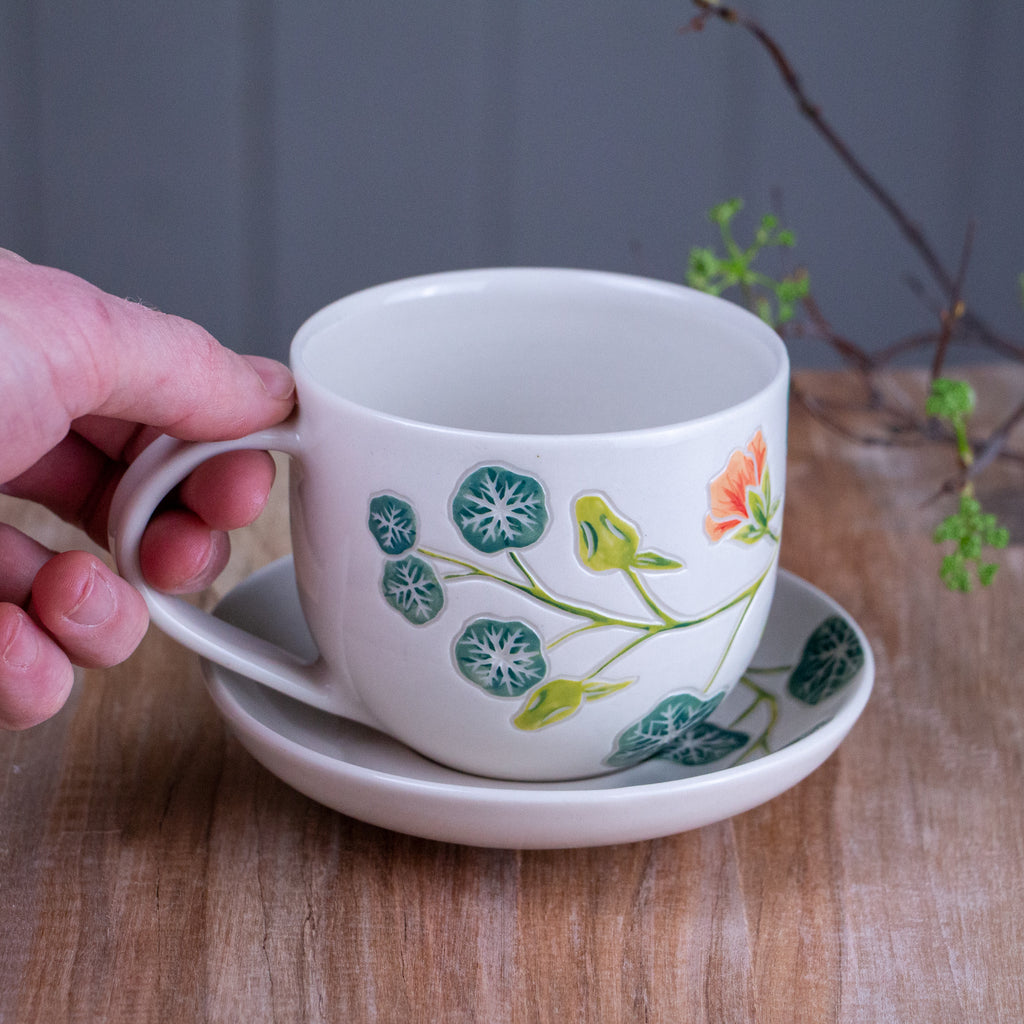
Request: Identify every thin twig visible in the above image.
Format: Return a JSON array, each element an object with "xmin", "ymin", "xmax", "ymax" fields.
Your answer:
[
  {"xmin": 798, "ymin": 294, "xmax": 874, "ymax": 372},
  {"xmin": 967, "ymin": 399, "xmax": 1024, "ymax": 478},
  {"xmin": 687, "ymin": 1, "xmax": 955, "ymax": 297},
  {"xmin": 930, "ymin": 221, "xmax": 974, "ymax": 381},
  {"xmin": 792, "ymin": 381, "xmax": 928, "ymax": 448}
]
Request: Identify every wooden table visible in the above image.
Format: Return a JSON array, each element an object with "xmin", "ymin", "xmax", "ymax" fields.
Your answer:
[{"xmin": 2, "ymin": 369, "xmax": 1022, "ymax": 1022}]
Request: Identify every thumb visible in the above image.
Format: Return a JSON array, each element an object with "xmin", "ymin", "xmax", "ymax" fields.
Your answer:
[{"xmin": 0, "ymin": 257, "xmax": 295, "ymax": 458}]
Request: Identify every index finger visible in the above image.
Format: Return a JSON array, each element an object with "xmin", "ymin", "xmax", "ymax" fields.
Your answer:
[{"xmin": 0, "ymin": 258, "xmax": 295, "ymax": 480}]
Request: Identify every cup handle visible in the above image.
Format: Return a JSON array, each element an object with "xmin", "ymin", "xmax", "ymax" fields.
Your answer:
[{"xmin": 108, "ymin": 428, "xmax": 377, "ymax": 725}]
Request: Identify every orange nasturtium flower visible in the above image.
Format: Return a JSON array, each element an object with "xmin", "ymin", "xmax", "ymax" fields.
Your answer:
[{"xmin": 704, "ymin": 429, "xmax": 780, "ymax": 544}]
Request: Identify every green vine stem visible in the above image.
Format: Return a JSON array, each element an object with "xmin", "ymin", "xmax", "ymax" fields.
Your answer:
[
  {"xmin": 420, "ymin": 547, "xmax": 623, "ymax": 628},
  {"xmin": 419, "ymin": 545, "xmax": 778, "ymax": 694},
  {"xmin": 728, "ymin": 671, "xmax": 783, "ymax": 763}
]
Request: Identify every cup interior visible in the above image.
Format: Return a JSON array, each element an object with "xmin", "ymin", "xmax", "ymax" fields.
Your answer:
[{"xmin": 294, "ymin": 269, "xmax": 787, "ymax": 435}]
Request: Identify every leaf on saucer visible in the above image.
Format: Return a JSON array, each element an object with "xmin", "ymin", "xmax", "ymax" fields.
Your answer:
[{"xmin": 787, "ymin": 615, "xmax": 864, "ymax": 705}]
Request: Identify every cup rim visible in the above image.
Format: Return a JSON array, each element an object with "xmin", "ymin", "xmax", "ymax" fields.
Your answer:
[{"xmin": 289, "ymin": 267, "xmax": 790, "ymax": 442}]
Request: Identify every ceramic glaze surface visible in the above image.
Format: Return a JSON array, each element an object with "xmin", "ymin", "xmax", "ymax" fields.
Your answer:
[
  {"xmin": 201, "ymin": 563, "xmax": 874, "ymax": 848},
  {"xmin": 111, "ymin": 268, "xmax": 789, "ymax": 781}
]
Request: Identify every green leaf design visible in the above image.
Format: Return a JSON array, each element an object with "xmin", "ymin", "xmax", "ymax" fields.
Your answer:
[
  {"xmin": 749, "ymin": 490, "xmax": 768, "ymax": 528},
  {"xmin": 605, "ymin": 691, "xmax": 725, "ymax": 769},
  {"xmin": 368, "ymin": 494, "xmax": 417, "ymax": 555},
  {"xmin": 787, "ymin": 615, "xmax": 865, "ymax": 705},
  {"xmin": 632, "ymin": 551, "xmax": 684, "ymax": 571},
  {"xmin": 513, "ymin": 677, "xmax": 632, "ymax": 731},
  {"xmin": 733, "ymin": 524, "xmax": 764, "ymax": 544},
  {"xmin": 452, "ymin": 466, "xmax": 548, "ymax": 554},
  {"xmin": 581, "ymin": 679, "xmax": 633, "ymax": 700},
  {"xmin": 655, "ymin": 721, "xmax": 750, "ymax": 766},
  {"xmin": 454, "ymin": 618, "xmax": 547, "ymax": 697},
  {"xmin": 381, "ymin": 556, "xmax": 444, "ymax": 624}
]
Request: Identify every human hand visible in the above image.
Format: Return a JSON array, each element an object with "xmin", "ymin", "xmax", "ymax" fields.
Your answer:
[{"xmin": 0, "ymin": 249, "xmax": 296, "ymax": 729}]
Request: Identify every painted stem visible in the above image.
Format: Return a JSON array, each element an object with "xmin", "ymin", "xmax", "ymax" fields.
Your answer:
[
  {"xmin": 421, "ymin": 544, "xmax": 778, "ymax": 692},
  {"xmin": 699, "ymin": 551, "xmax": 777, "ymax": 694},
  {"xmin": 625, "ymin": 566, "xmax": 676, "ymax": 625},
  {"xmin": 729, "ymin": 674, "xmax": 781, "ymax": 763},
  {"xmin": 419, "ymin": 548, "xmax": 624, "ymax": 628}
]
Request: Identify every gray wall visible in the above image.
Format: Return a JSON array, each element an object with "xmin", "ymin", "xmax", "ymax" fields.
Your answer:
[{"xmin": 2, "ymin": 1, "xmax": 1022, "ymax": 366}]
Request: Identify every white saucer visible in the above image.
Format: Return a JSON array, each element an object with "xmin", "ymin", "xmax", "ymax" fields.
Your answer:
[{"xmin": 201, "ymin": 559, "xmax": 873, "ymax": 849}]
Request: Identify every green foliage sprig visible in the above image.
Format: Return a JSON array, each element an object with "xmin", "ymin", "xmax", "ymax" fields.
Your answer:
[
  {"xmin": 686, "ymin": 198, "xmax": 809, "ymax": 327},
  {"xmin": 926, "ymin": 378, "xmax": 1010, "ymax": 591},
  {"xmin": 933, "ymin": 492, "xmax": 1009, "ymax": 592},
  {"xmin": 925, "ymin": 378, "xmax": 976, "ymax": 467}
]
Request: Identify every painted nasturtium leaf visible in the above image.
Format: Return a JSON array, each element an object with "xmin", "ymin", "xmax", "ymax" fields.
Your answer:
[
  {"xmin": 453, "ymin": 617, "xmax": 547, "ymax": 697},
  {"xmin": 512, "ymin": 677, "xmax": 633, "ymax": 731},
  {"xmin": 604, "ymin": 690, "xmax": 724, "ymax": 769},
  {"xmin": 787, "ymin": 615, "xmax": 864, "ymax": 705},
  {"xmin": 381, "ymin": 556, "xmax": 444, "ymax": 625},
  {"xmin": 452, "ymin": 466, "xmax": 548, "ymax": 554},
  {"xmin": 368, "ymin": 494, "xmax": 417, "ymax": 555},
  {"xmin": 575, "ymin": 495, "xmax": 682, "ymax": 573},
  {"xmin": 654, "ymin": 721, "xmax": 749, "ymax": 766}
]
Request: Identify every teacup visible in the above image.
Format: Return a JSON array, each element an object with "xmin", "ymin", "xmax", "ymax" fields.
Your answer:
[{"xmin": 110, "ymin": 268, "xmax": 789, "ymax": 781}]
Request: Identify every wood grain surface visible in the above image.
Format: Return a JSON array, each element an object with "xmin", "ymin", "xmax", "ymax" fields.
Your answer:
[{"xmin": 2, "ymin": 369, "xmax": 1022, "ymax": 1023}]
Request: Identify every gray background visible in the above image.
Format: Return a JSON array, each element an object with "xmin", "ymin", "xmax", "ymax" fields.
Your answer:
[{"xmin": 2, "ymin": 1, "xmax": 1022, "ymax": 366}]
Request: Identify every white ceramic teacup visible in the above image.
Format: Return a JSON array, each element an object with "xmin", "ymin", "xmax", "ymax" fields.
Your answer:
[{"xmin": 110, "ymin": 268, "xmax": 789, "ymax": 781}]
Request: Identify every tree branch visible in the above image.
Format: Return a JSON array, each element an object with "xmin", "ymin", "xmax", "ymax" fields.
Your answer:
[{"xmin": 686, "ymin": 0, "xmax": 1019, "ymax": 358}]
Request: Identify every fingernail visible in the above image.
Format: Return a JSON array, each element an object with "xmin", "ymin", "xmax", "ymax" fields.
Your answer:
[
  {"xmin": 174, "ymin": 531, "xmax": 228, "ymax": 594},
  {"xmin": 65, "ymin": 566, "xmax": 116, "ymax": 627},
  {"xmin": 248, "ymin": 357, "xmax": 295, "ymax": 401},
  {"xmin": 1, "ymin": 613, "xmax": 39, "ymax": 669}
]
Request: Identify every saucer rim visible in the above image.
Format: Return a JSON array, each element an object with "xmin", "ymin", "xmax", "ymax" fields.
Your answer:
[{"xmin": 201, "ymin": 560, "xmax": 874, "ymax": 846}]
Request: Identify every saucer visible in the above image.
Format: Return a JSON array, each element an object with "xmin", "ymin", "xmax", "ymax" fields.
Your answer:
[{"xmin": 201, "ymin": 559, "xmax": 873, "ymax": 849}]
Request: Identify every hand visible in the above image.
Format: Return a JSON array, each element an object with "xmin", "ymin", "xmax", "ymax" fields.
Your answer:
[{"xmin": 0, "ymin": 249, "xmax": 296, "ymax": 729}]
